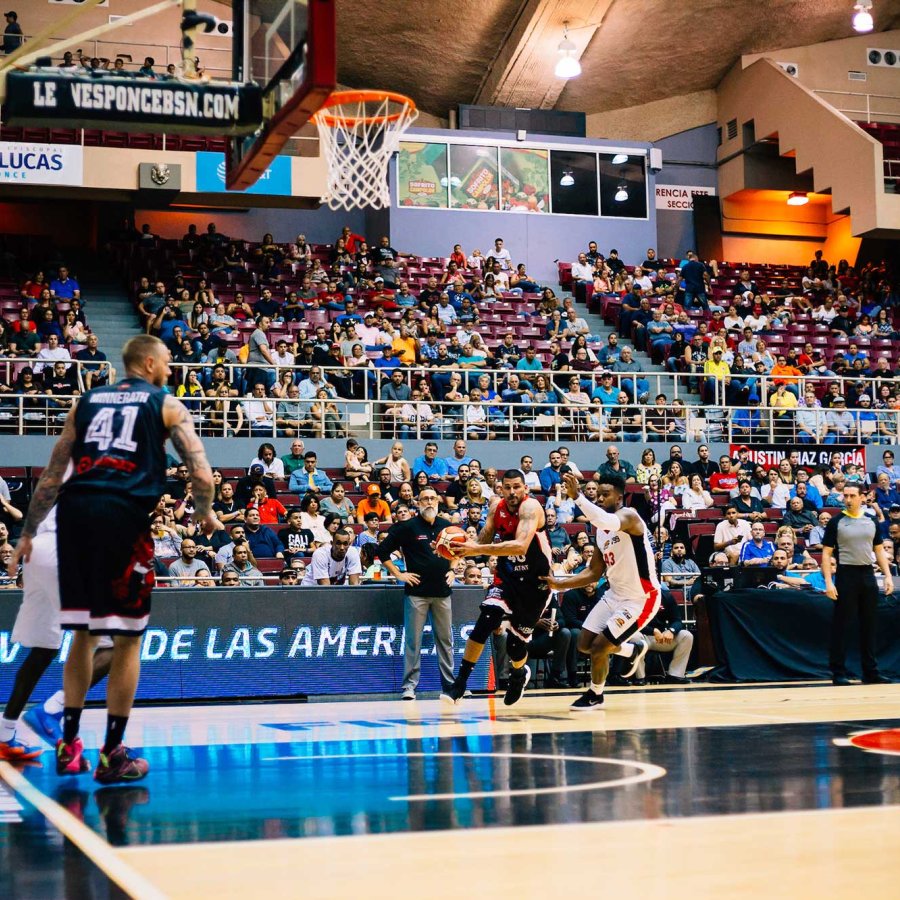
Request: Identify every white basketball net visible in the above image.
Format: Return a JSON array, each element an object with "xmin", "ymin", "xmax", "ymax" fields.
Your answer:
[{"xmin": 314, "ymin": 93, "xmax": 418, "ymax": 211}]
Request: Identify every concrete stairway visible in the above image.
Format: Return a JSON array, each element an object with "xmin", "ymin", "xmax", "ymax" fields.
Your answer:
[{"xmin": 78, "ymin": 267, "xmax": 141, "ymax": 371}]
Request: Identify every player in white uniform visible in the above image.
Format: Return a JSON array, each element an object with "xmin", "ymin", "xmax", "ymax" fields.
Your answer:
[
  {"xmin": 0, "ymin": 507, "xmax": 113, "ymax": 760},
  {"xmin": 543, "ymin": 473, "xmax": 661, "ymax": 711}
]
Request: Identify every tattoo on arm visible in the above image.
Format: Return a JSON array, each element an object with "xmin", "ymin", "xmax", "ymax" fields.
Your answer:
[
  {"xmin": 22, "ymin": 408, "xmax": 77, "ymax": 537},
  {"xmin": 166, "ymin": 400, "xmax": 214, "ymax": 518}
]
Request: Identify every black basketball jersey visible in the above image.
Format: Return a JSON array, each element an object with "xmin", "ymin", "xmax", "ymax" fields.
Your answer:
[
  {"xmin": 63, "ymin": 376, "xmax": 168, "ymax": 507},
  {"xmin": 492, "ymin": 498, "xmax": 552, "ymax": 597}
]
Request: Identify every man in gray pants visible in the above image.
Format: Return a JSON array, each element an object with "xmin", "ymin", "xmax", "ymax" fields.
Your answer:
[{"xmin": 376, "ymin": 488, "xmax": 455, "ymax": 700}]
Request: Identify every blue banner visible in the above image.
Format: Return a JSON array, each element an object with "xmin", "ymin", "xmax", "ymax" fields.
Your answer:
[
  {"xmin": 195, "ymin": 151, "xmax": 292, "ymax": 196},
  {"xmin": 0, "ymin": 586, "xmax": 490, "ymax": 701}
]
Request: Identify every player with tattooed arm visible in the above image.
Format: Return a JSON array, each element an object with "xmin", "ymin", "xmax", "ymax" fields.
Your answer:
[{"xmin": 10, "ymin": 335, "xmax": 214, "ymax": 782}]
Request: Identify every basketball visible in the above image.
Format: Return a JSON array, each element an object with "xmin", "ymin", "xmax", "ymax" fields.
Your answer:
[{"xmin": 434, "ymin": 525, "xmax": 467, "ymax": 561}]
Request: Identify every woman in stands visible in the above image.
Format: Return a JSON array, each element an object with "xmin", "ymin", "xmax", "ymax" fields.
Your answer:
[
  {"xmin": 636, "ymin": 448, "xmax": 661, "ymax": 485},
  {"xmin": 457, "ymin": 479, "xmax": 488, "ymax": 528},
  {"xmin": 29, "ymin": 290, "xmax": 57, "ymax": 326},
  {"xmin": 645, "ymin": 473, "xmax": 676, "ymax": 528},
  {"xmin": 189, "ymin": 300, "xmax": 209, "ymax": 331},
  {"xmin": 36, "ymin": 308, "xmax": 64, "ymax": 342},
  {"xmin": 290, "ymin": 233, "xmax": 312, "ymax": 263},
  {"xmin": 761, "ymin": 469, "xmax": 791, "ymax": 509},
  {"xmin": 854, "ymin": 314, "xmax": 875, "ymax": 338},
  {"xmin": 20, "ymin": 271, "xmax": 47, "ymax": 301},
  {"xmin": 344, "ymin": 439, "xmax": 373, "ymax": 484},
  {"xmin": 311, "ymin": 386, "xmax": 345, "ymax": 438},
  {"xmin": 222, "ymin": 243, "xmax": 245, "ymax": 276},
  {"xmin": 663, "ymin": 461, "xmax": 690, "ymax": 501},
  {"xmin": 482, "ymin": 272, "xmax": 499, "ymax": 299},
  {"xmin": 271, "ymin": 369, "xmax": 297, "ymax": 400},
  {"xmin": 682, "ymin": 473, "xmax": 714, "ymax": 513},
  {"xmin": 209, "ymin": 302, "xmax": 237, "ymax": 336},
  {"xmin": 531, "ymin": 374, "xmax": 561, "ymax": 415},
  {"xmin": 62, "ymin": 310, "xmax": 88, "ymax": 345},
  {"xmin": 208, "ymin": 382, "xmax": 243, "ymax": 437},
  {"xmin": 722, "ymin": 304, "xmax": 744, "ymax": 333},
  {"xmin": 299, "ymin": 494, "xmax": 329, "ymax": 544},
  {"xmin": 175, "ymin": 369, "xmax": 204, "ymax": 411}
]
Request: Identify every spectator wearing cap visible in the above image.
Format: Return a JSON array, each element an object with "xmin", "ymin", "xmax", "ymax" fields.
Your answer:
[
  {"xmin": 591, "ymin": 371, "xmax": 619, "ymax": 407},
  {"xmin": 825, "ymin": 396, "xmax": 855, "ymax": 442},
  {"xmin": 702, "ymin": 346, "xmax": 730, "ymax": 404},
  {"xmin": 356, "ymin": 484, "xmax": 392, "ymax": 524},
  {"xmin": 288, "ymin": 451, "xmax": 333, "ymax": 496},
  {"xmin": 3, "ymin": 11, "xmax": 22, "ymax": 55},
  {"xmin": 234, "ymin": 463, "xmax": 276, "ymax": 507}
]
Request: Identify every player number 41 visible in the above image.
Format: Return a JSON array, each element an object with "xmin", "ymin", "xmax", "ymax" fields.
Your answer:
[{"xmin": 84, "ymin": 406, "xmax": 139, "ymax": 452}]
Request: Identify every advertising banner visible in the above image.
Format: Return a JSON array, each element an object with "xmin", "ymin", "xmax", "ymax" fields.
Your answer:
[
  {"xmin": 655, "ymin": 184, "xmax": 716, "ymax": 211},
  {"xmin": 397, "ymin": 142, "xmax": 449, "ymax": 207},
  {"xmin": 0, "ymin": 142, "xmax": 83, "ymax": 186},
  {"xmin": 728, "ymin": 443, "xmax": 866, "ymax": 470},
  {"xmin": 499, "ymin": 147, "xmax": 550, "ymax": 213},
  {"xmin": 0, "ymin": 586, "xmax": 489, "ymax": 702},
  {"xmin": 5, "ymin": 72, "xmax": 262, "ymax": 135},
  {"xmin": 449, "ymin": 144, "xmax": 500, "ymax": 210},
  {"xmin": 195, "ymin": 151, "xmax": 291, "ymax": 196}
]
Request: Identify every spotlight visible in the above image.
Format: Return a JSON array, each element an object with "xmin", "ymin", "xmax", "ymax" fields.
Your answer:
[
  {"xmin": 611, "ymin": 153, "xmax": 629, "ymax": 165},
  {"xmin": 614, "ymin": 185, "xmax": 628, "ymax": 202},
  {"xmin": 853, "ymin": 0, "xmax": 874, "ymax": 32},
  {"xmin": 554, "ymin": 23, "xmax": 582, "ymax": 79},
  {"xmin": 787, "ymin": 191, "xmax": 809, "ymax": 206},
  {"xmin": 560, "ymin": 170, "xmax": 575, "ymax": 187}
]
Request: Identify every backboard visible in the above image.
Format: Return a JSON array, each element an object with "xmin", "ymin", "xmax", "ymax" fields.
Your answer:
[{"xmin": 226, "ymin": 0, "xmax": 337, "ymax": 191}]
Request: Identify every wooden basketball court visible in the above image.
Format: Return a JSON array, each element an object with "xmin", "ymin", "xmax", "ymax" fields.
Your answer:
[{"xmin": 2, "ymin": 682, "xmax": 899, "ymax": 898}]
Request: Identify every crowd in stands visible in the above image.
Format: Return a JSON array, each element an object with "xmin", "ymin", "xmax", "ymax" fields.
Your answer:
[
  {"xmin": 5, "ymin": 438, "xmax": 897, "ymax": 620},
  {"xmin": 101, "ymin": 222, "xmax": 900, "ymax": 444}
]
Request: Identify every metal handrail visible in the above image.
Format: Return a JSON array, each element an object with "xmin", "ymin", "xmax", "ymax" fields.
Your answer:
[
  {"xmin": 2, "ymin": 389, "xmax": 896, "ymax": 445},
  {"xmin": 813, "ymin": 88, "xmax": 900, "ymax": 124}
]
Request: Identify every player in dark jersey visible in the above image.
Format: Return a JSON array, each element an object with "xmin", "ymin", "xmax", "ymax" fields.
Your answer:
[
  {"xmin": 11, "ymin": 335, "xmax": 214, "ymax": 784},
  {"xmin": 440, "ymin": 468, "xmax": 551, "ymax": 707}
]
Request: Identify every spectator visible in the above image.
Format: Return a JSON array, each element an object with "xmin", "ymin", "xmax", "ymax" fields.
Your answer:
[
  {"xmin": 301, "ymin": 527, "xmax": 362, "ymax": 585},
  {"xmin": 354, "ymin": 512, "xmax": 382, "ymax": 548},
  {"xmin": 714, "ymin": 505, "xmax": 752, "ymax": 565},
  {"xmin": 243, "ymin": 507, "xmax": 284, "ymax": 559},
  {"xmin": 709, "ymin": 456, "xmax": 739, "ymax": 494},
  {"xmin": 613, "ymin": 346, "xmax": 649, "ymax": 403},
  {"xmin": 680, "ymin": 251, "xmax": 709, "ymax": 311},
  {"xmin": 288, "ymin": 451, "xmax": 333, "ymax": 496},
  {"xmin": 246, "ymin": 483, "xmax": 286, "ymax": 524},
  {"xmin": 320, "ymin": 482, "xmax": 356, "ymax": 523},
  {"xmin": 781, "ymin": 496, "xmax": 818, "ymax": 537},
  {"xmin": 226, "ymin": 543, "xmax": 265, "ymax": 586},
  {"xmin": 374, "ymin": 441, "xmax": 412, "ymax": 483},
  {"xmin": 876, "ymin": 450, "xmax": 900, "ymax": 488},
  {"xmin": 443, "ymin": 439, "xmax": 473, "ymax": 478},
  {"xmin": 761, "ymin": 470, "xmax": 791, "ymax": 510},
  {"xmin": 49, "ymin": 265, "xmax": 80, "ymax": 301},
  {"xmin": 412, "ymin": 442, "xmax": 448, "ymax": 481},
  {"xmin": 733, "ymin": 480, "xmax": 766, "ymax": 521},
  {"xmin": 681, "ymin": 473, "xmax": 714, "ymax": 512},
  {"xmin": 596, "ymin": 445, "xmax": 637, "ymax": 482},
  {"xmin": 297, "ymin": 494, "xmax": 329, "ymax": 544},
  {"xmin": 635, "ymin": 589, "xmax": 694, "ymax": 684},
  {"xmin": 234, "ymin": 463, "xmax": 275, "ymax": 508},
  {"xmin": 690, "ymin": 444, "xmax": 720, "ymax": 483},
  {"xmin": 3, "ymin": 11, "xmax": 23, "ymax": 55},
  {"xmin": 280, "ymin": 508, "xmax": 316, "ymax": 558},
  {"xmin": 248, "ymin": 442, "xmax": 285, "ymax": 479},
  {"xmin": 539, "ymin": 449, "xmax": 565, "ymax": 494},
  {"xmin": 560, "ymin": 581, "xmax": 600, "ymax": 688},
  {"xmin": 570, "ymin": 253, "xmax": 594, "ymax": 303},
  {"xmin": 356, "ymin": 484, "xmax": 392, "ymax": 524},
  {"xmin": 738, "ymin": 521, "xmax": 775, "ymax": 566},
  {"xmin": 280, "ymin": 439, "xmax": 306, "ymax": 478},
  {"xmin": 661, "ymin": 541, "xmax": 701, "ymax": 588},
  {"xmin": 167, "ymin": 539, "xmax": 208, "ymax": 586}
]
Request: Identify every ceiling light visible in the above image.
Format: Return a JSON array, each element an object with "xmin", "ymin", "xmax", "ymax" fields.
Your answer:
[
  {"xmin": 554, "ymin": 23, "xmax": 582, "ymax": 79},
  {"xmin": 611, "ymin": 153, "xmax": 629, "ymax": 165},
  {"xmin": 560, "ymin": 170, "xmax": 575, "ymax": 187},
  {"xmin": 614, "ymin": 184, "xmax": 629, "ymax": 202},
  {"xmin": 787, "ymin": 191, "xmax": 809, "ymax": 206},
  {"xmin": 852, "ymin": 0, "xmax": 874, "ymax": 32}
]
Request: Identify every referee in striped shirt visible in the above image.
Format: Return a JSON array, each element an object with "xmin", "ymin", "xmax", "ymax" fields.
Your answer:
[{"xmin": 821, "ymin": 483, "xmax": 894, "ymax": 686}]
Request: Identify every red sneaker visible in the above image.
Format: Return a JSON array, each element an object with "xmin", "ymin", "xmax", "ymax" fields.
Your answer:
[
  {"xmin": 56, "ymin": 738, "xmax": 91, "ymax": 775},
  {"xmin": 0, "ymin": 736, "xmax": 44, "ymax": 761},
  {"xmin": 94, "ymin": 745, "xmax": 149, "ymax": 785}
]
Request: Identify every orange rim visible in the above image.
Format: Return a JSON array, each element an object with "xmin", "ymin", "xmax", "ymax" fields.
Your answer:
[{"xmin": 314, "ymin": 89, "xmax": 417, "ymax": 127}]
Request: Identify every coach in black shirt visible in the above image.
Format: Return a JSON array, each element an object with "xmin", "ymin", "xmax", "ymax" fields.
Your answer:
[{"xmin": 376, "ymin": 486, "xmax": 454, "ymax": 700}]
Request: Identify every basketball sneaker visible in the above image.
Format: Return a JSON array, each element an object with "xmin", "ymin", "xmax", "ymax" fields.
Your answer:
[
  {"xmin": 0, "ymin": 736, "xmax": 44, "ymax": 761},
  {"xmin": 569, "ymin": 689, "xmax": 605, "ymax": 712},
  {"xmin": 24, "ymin": 707, "xmax": 64, "ymax": 745},
  {"xmin": 56, "ymin": 738, "xmax": 91, "ymax": 775},
  {"xmin": 94, "ymin": 745, "xmax": 149, "ymax": 785},
  {"xmin": 503, "ymin": 665, "xmax": 531, "ymax": 707},
  {"xmin": 439, "ymin": 682, "xmax": 465, "ymax": 706},
  {"xmin": 621, "ymin": 634, "xmax": 649, "ymax": 680}
]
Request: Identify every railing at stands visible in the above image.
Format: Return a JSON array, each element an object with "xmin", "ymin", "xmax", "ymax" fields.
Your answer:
[
  {"xmin": 2, "ymin": 370, "xmax": 897, "ymax": 444},
  {"xmin": 813, "ymin": 89, "xmax": 900, "ymax": 124}
]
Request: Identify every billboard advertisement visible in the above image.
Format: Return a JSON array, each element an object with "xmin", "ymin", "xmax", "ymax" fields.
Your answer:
[
  {"xmin": 195, "ymin": 151, "xmax": 291, "ymax": 196},
  {"xmin": 397, "ymin": 142, "xmax": 449, "ymax": 207},
  {"xmin": 499, "ymin": 147, "xmax": 550, "ymax": 213},
  {"xmin": 0, "ymin": 586, "xmax": 490, "ymax": 702},
  {"xmin": 448, "ymin": 144, "xmax": 500, "ymax": 210}
]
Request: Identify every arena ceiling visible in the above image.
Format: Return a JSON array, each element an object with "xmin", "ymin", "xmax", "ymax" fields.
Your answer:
[{"xmin": 328, "ymin": 0, "xmax": 900, "ymax": 118}]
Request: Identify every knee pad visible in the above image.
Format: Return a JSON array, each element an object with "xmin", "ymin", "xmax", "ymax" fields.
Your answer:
[
  {"xmin": 470, "ymin": 605, "xmax": 505, "ymax": 644},
  {"xmin": 506, "ymin": 632, "xmax": 529, "ymax": 664}
]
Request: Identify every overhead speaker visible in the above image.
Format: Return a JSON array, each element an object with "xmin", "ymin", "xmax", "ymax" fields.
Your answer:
[
  {"xmin": 212, "ymin": 18, "xmax": 234, "ymax": 38},
  {"xmin": 868, "ymin": 48, "xmax": 899, "ymax": 67}
]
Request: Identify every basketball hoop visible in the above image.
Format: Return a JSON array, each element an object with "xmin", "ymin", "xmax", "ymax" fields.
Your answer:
[{"xmin": 313, "ymin": 89, "xmax": 418, "ymax": 211}]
